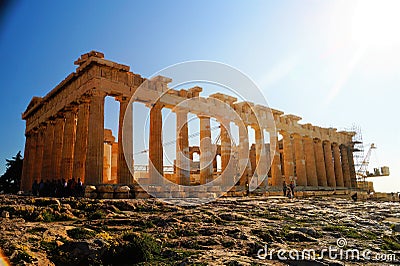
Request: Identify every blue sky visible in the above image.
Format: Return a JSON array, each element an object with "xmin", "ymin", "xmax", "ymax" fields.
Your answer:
[{"xmin": 0, "ymin": 0, "xmax": 398, "ymax": 192}]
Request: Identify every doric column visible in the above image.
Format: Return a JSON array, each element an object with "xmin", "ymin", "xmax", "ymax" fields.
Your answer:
[
  {"xmin": 103, "ymin": 141, "xmax": 112, "ymax": 183},
  {"xmin": 33, "ymin": 124, "xmax": 46, "ymax": 181},
  {"xmin": 85, "ymin": 91, "xmax": 105, "ymax": 185},
  {"xmin": 304, "ymin": 136, "xmax": 318, "ymax": 187},
  {"xmin": 176, "ymin": 107, "xmax": 190, "ymax": 185},
  {"xmin": 41, "ymin": 120, "xmax": 55, "ymax": 180},
  {"xmin": 117, "ymin": 96, "xmax": 134, "ymax": 184},
  {"xmin": 111, "ymin": 142, "xmax": 118, "ymax": 181},
  {"xmin": 237, "ymin": 123, "xmax": 250, "ymax": 186},
  {"xmin": 347, "ymin": 146, "xmax": 357, "ymax": 188},
  {"xmin": 72, "ymin": 99, "xmax": 90, "ymax": 182},
  {"xmin": 270, "ymin": 135, "xmax": 283, "ymax": 187},
  {"xmin": 293, "ymin": 134, "xmax": 307, "ymax": 186},
  {"xmin": 213, "ymin": 155, "xmax": 218, "ymax": 173},
  {"xmin": 149, "ymin": 102, "xmax": 163, "ymax": 182},
  {"xmin": 340, "ymin": 144, "xmax": 351, "ymax": 188},
  {"xmin": 20, "ymin": 131, "xmax": 35, "ymax": 191},
  {"xmin": 282, "ymin": 131, "xmax": 295, "ymax": 183},
  {"xmin": 323, "ymin": 140, "xmax": 336, "ymax": 188},
  {"xmin": 199, "ymin": 115, "xmax": 213, "ymax": 184},
  {"xmin": 332, "ymin": 143, "xmax": 344, "ymax": 187},
  {"xmin": 51, "ymin": 114, "xmax": 65, "ymax": 180},
  {"xmin": 314, "ymin": 138, "xmax": 327, "ymax": 187},
  {"xmin": 60, "ymin": 107, "xmax": 77, "ymax": 181},
  {"xmin": 254, "ymin": 126, "xmax": 268, "ymax": 184},
  {"xmin": 220, "ymin": 120, "xmax": 232, "ymax": 187}
]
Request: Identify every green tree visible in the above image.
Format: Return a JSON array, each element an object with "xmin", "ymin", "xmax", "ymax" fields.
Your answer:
[{"xmin": 0, "ymin": 151, "xmax": 23, "ymax": 194}]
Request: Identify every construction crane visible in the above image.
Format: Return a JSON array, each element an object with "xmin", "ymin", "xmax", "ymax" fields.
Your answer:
[{"xmin": 356, "ymin": 143, "xmax": 390, "ymax": 179}]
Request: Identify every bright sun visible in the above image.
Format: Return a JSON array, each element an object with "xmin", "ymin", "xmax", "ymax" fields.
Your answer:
[{"xmin": 351, "ymin": 0, "xmax": 400, "ymax": 47}]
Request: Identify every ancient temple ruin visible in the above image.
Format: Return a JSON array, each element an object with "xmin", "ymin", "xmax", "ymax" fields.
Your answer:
[{"xmin": 20, "ymin": 51, "xmax": 357, "ymax": 197}]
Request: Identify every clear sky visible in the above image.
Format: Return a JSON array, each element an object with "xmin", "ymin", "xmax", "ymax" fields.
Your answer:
[{"xmin": 0, "ymin": 0, "xmax": 398, "ymax": 192}]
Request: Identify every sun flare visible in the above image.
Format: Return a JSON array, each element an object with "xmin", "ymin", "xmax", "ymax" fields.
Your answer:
[{"xmin": 351, "ymin": 0, "xmax": 400, "ymax": 47}]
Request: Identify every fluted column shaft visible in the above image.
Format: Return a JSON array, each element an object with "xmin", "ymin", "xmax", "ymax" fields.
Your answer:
[
  {"xmin": 176, "ymin": 108, "xmax": 189, "ymax": 185},
  {"xmin": 149, "ymin": 103, "xmax": 163, "ymax": 182},
  {"xmin": 254, "ymin": 127, "xmax": 268, "ymax": 182},
  {"xmin": 220, "ymin": 121, "xmax": 232, "ymax": 187},
  {"xmin": 51, "ymin": 116, "xmax": 65, "ymax": 179},
  {"xmin": 348, "ymin": 146, "xmax": 357, "ymax": 188},
  {"xmin": 304, "ymin": 136, "xmax": 318, "ymax": 186},
  {"xmin": 314, "ymin": 139, "xmax": 327, "ymax": 186},
  {"xmin": 332, "ymin": 143, "xmax": 344, "ymax": 187},
  {"xmin": 293, "ymin": 134, "xmax": 307, "ymax": 186},
  {"xmin": 340, "ymin": 144, "xmax": 351, "ymax": 188},
  {"xmin": 33, "ymin": 125, "xmax": 46, "ymax": 181},
  {"xmin": 282, "ymin": 131, "xmax": 294, "ymax": 183},
  {"xmin": 238, "ymin": 124, "xmax": 250, "ymax": 186},
  {"xmin": 323, "ymin": 141, "xmax": 336, "ymax": 188},
  {"xmin": 60, "ymin": 108, "xmax": 77, "ymax": 181},
  {"xmin": 21, "ymin": 131, "xmax": 35, "ymax": 191},
  {"xmin": 117, "ymin": 97, "xmax": 134, "ymax": 184},
  {"xmin": 85, "ymin": 92, "xmax": 105, "ymax": 184},
  {"xmin": 199, "ymin": 115, "xmax": 213, "ymax": 184},
  {"xmin": 72, "ymin": 100, "xmax": 90, "ymax": 182},
  {"xmin": 270, "ymin": 135, "xmax": 283, "ymax": 187},
  {"xmin": 41, "ymin": 121, "xmax": 55, "ymax": 180}
]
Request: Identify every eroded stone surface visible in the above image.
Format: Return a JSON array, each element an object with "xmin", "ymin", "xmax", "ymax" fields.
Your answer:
[{"xmin": 0, "ymin": 195, "xmax": 399, "ymax": 265}]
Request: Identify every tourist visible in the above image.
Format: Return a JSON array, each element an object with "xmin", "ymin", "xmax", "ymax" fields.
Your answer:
[
  {"xmin": 31, "ymin": 180, "xmax": 38, "ymax": 196},
  {"xmin": 289, "ymin": 181, "xmax": 295, "ymax": 198},
  {"xmin": 38, "ymin": 180, "xmax": 45, "ymax": 196},
  {"xmin": 282, "ymin": 181, "xmax": 287, "ymax": 197}
]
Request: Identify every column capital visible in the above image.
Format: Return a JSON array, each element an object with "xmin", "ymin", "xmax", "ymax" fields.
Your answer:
[
  {"xmin": 115, "ymin": 95, "xmax": 130, "ymax": 103},
  {"xmin": 63, "ymin": 104, "xmax": 79, "ymax": 114},
  {"xmin": 87, "ymin": 89, "xmax": 107, "ymax": 98}
]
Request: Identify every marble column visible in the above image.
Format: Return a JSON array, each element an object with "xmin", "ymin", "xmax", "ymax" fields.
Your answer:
[
  {"xmin": 111, "ymin": 142, "xmax": 118, "ymax": 181},
  {"xmin": 72, "ymin": 99, "xmax": 90, "ymax": 182},
  {"xmin": 117, "ymin": 97, "xmax": 134, "ymax": 184},
  {"xmin": 254, "ymin": 126, "xmax": 268, "ymax": 184},
  {"xmin": 51, "ymin": 115, "xmax": 65, "ymax": 180},
  {"xmin": 20, "ymin": 131, "xmax": 35, "ymax": 191},
  {"xmin": 332, "ymin": 143, "xmax": 344, "ymax": 187},
  {"xmin": 237, "ymin": 123, "xmax": 250, "ymax": 186},
  {"xmin": 323, "ymin": 140, "xmax": 336, "ymax": 188},
  {"xmin": 60, "ymin": 107, "xmax": 77, "ymax": 181},
  {"xmin": 33, "ymin": 125, "xmax": 46, "ymax": 181},
  {"xmin": 220, "ymin": 120, "xmax": 232, "ymax": 187},
  {"xmin": 176, "ymin": 108, "xmax": 189, "ymax": 185},
  {"xmin": 199, "ymin": 115, "xmax": 213, "ymax": 184},
  {"xmin": 340, "ymin": 144, "xmax": 351, "ymax": 188},
  {"xmin": 41, "ymin": 120, "xmax": 55, "ymax": 180},
  {"xmin": 293, "ymin": 134, "xmax": 307, "ymax": 186},
  {"xmin": 149, "ymin": 102, "xmax": 163, "ymax": 183},
  {"xmin": 314, "ymin": 138, "xmax": 327, "ymax": 187},
  {"xmin": 85, "ymin": 91, "xmax": 105, "ymax": 184},
  {"xmin": 270, "ymin": 135, "xmax": 283, "ymax": 187},
  {"xmin": 28, "ymin": 131, "xmax": 38, "ymax": 187},
  {"xmin": 347, "ymin": 146, "xmax": 357, "ymax": 188},
  {"xmin": 303, "ymin": 136, "xmax": 318, "ymax": 187},
  {"xmin": 282, "ymin": 131, "xmax": 295, "ymax": 183}
]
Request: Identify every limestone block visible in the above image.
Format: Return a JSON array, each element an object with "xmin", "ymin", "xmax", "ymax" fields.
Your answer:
[
  {"xmin": 97, "ymin": 185, "xmax": 114, "ymax": 193},
  {"xmin": 98, "ymin": 192, "xmax": 114, "ymax": 199},
  {"xmin": 114, "ymin": 185, "xmax": 130, "ymax": 193},
  {"xmin": 85, "ymin": 185, "xmax": 97, "ymax": 193},
  {"xmin": 85, "ymin": 192, "xmax": 97, "ymax": 198}
]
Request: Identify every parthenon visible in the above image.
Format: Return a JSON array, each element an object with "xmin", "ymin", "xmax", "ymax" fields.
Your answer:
[{"xmin": 20, "ymin": 51, "xmax": 357, "ymax": 198}]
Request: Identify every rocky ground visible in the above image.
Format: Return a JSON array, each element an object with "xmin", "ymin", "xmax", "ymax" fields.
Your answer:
[{"xmin": 0, "ymin": 194, "xmax": 400, "ymax": 266}]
